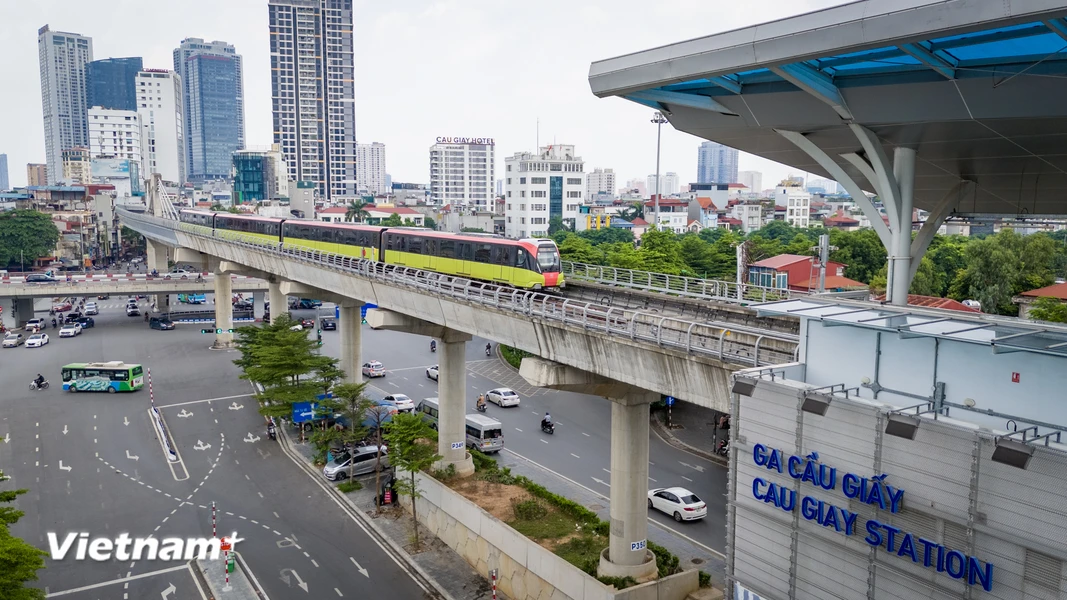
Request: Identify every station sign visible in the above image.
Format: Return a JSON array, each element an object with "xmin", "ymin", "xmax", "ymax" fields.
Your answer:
[
  {"xmin": 749, "ymin": 443, "xmax": 994, "ymax": 592},
  {"xmin": 435, "ymin": 137, "xmax": 494, "ymax": 145}
]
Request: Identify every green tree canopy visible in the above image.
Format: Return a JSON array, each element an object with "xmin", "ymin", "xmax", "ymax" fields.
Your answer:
[
  {"xmin": 423, "ymin": 216, "xmax": 437, "ymax": 230},
  {"xmin": 345, "ymin": 200, "xmax": 371, "ymax": 223},
  {"xmin": 380, "ymin": 213, "xmax": 404, "ymax": 227},
  {"xmin": 0, "ymin": 210, "xmax": 60, "ymax": 269},
  {"xmin": 384, "ymin": 412, "xmax": 441, "ymax": 550},
  {"xmin": 1027, "ymin": 297, "xmax": 1067, "ymax": 323},
  {"xmin": 0, "ymin": 470, "xmax": 47, "ymax": 599}
]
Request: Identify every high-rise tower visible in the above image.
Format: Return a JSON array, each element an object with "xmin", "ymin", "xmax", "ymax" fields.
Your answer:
[
  {"xmin": 174, "ymin": 39, "xmax": 245, "ymax": 181},
  {"xmin": 268, "ymin": 0, "xmax": 357, "ymax": 200},
  {"xmin": 38, "ymin": 25, "xmax": 94, "ymax": 185}
]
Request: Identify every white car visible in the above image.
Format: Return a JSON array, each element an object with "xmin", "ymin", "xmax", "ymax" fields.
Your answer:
[
  {"xmin": 362, "ymin": 361, "xmax": 386, "ymax": 378},
  {"xmin": 426, "ymin": 365, "xmax": 439, "ymax": 381},
  {"xmin": 25, "ymin": 333, "xmax": 49, "ymax": 348},
  {"xmin": 25, "ymin": 318, "xmax": 45, "ymax": 331},
  {"xmin": 647, "ymin": 487, "xmax": 707, "ymax": 522},
  {"xmin": 84, "ymin": 303, "xmax": 99, "ymax": 315},
  {"xmin": 59, "ymin": 324, "xmax": 81, "ymax": 338},
  {"xmin": 163, "ymin": 269, "xmax": 195, "ymax": 279},
  {"xmin": 383, "ymin": 394, "xmax": 414, "ymax": 412},
  {"xmin": 486, "ymin": 388, "xmax": 521, "ymax": 407}
]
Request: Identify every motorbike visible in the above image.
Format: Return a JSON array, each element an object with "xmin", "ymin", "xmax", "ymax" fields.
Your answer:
[
  {"xmin": 485, "ymin": 345, "xmax": 492, "ymax": 357},
  {"xmin": 51, "ymin": 319, "xmax": 58, "ymax": 328},
  {"xmin": 541, "ymin": 420, "xmax": 555, "ymax": 434},
  {"xmin": 430, "ymin": 341, "xmax": 436, "ymax": 353},
  {"xmin": 29, "ymin": 380, "xmax": 49, "ymax": 391},
  {"xmin": 267, "ymin": 425, "xmax": 277, "ymax": 441},
  {"xmin": 476, "ymin": 403, "xmax": 487, "ymax": 413},
  {"xmin": 716, "ymin": 439, "xmax": 730, "ymax": 457}
]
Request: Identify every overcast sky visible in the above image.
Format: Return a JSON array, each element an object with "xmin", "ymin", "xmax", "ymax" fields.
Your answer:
[{"xmin": 1, "ymin": 0, "xmax": 848, "ymax": 190}]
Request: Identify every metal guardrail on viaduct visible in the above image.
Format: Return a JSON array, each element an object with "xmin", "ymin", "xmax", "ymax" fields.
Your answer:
[{"xmin": 118, "ymin": 208, "xmax": 799, "ymax": 409}]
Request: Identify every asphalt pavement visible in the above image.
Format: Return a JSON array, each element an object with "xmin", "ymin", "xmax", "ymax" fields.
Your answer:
[
  {"xmin": 290, "ymin": 306, "xmax": 729, "ymax": 557},
  {"xmin": 0, "ymin": 298, "xmax": 435, "ymax": 599}
]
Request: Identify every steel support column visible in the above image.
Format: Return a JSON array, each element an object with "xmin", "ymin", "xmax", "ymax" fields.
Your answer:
[
  {"xmin": 212, "ymin": 269, "xmax": 234, "ymax": 349},
  {"xmin": 890, "ymin": 147, "xmax": 916, "ymax": 306}
]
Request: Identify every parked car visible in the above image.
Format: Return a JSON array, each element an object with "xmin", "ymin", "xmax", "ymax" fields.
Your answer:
[
  {"xmin": 486, "ymin": 388, "xmax": 521, "ymax": 407},
  {"xmin": 59, "ymin": 324, "xmax": 82, "ymax": 338},
  {"xmin": 426, "ymin": 365, "xmax": 439, "ymax": 381},
  {"xmin": 383, "ymin": 394, "xmax": 415, "ymax": 412},
  {"xmin": 320, "ymin": 317, "xmax": 336, "ymax": 331},
  {"xmin": 75, "ymin": 316, "xmax": 95, "ymax": 328},
  {"xmin": 2, "ymin": 333, "xmax": 24, "ymax": 348},
  {"xmin": 647, "ymin": 487, "xmax": 707, "ymax": 522},
  {"xmin": 26, "ymin": 274, "xmax": 57, "ymax": 283},
  {"xmin": 361, "ymin": 361, "xmax": 386, "ymax": 378},
  {"xmin": 149, "ymin": 317, "xmax": 175, "ymax": 331},
  {"xmin": 322, "ymin": 445, "xmax": 389, "ymax": 481},
  {"xmin": 25, "ymin": 333, "xmax": 49, "ymax": 348},
  {"xmin": 300, "ymin": 318, "xmax": 316, "ymax": 329}
]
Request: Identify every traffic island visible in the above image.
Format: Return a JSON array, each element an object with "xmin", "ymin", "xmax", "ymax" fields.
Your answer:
[{"xmin": 194, "ymin": 551, "xmax": 270, "ymax": 600}]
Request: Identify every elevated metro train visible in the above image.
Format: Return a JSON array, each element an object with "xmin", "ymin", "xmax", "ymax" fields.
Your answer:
[{"xmin": 178, "ymin": 209, "xmax": 564, "ymax": 290}]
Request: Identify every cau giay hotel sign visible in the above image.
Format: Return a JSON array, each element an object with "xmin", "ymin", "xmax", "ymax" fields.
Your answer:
[
  {"xmin": 750, "ymin": 443, "xmax": 995, "ymax": 592},
  {"xmin": 436, "ymin": 137, "xmax": 494, "ymax": 145}
]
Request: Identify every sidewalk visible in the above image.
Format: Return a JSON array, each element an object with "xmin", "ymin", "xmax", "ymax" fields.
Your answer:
[
  {"xmin": 650, "ymin": 402, "xmax": 729, "ymax": 465},
  {"xmin": 285, "ymin": 431, "xmax": 504, "ymax": 600}
]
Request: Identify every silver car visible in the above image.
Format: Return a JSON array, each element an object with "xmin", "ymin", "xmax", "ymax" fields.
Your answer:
[{"xmin": 322, "ymin": 445, "xmax": 389, "ymax": 481}]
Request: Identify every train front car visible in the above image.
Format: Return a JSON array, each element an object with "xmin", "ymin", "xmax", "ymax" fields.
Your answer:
[{"xmin": 523, "ymin": 238, "xmax": 564, "ymax": 290}]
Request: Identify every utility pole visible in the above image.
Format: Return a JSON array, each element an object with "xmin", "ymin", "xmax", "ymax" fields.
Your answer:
[{"xmin": 651, "ymin": 112, "xmax": 668, "ymax": 230}]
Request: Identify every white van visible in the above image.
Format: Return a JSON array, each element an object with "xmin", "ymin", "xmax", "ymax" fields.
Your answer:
[
  {"xmin": 465, "ymin": 414, "xmax": 504, "ymax": 453},
  {"xmin": 416, "ymin": 397, "xmax": 441, "ymax": 429}
]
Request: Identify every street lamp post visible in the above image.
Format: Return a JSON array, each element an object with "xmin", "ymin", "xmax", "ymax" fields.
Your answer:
[{"xmin": 651, "ymin": 111, "xmax": 668, "ymax": 230}]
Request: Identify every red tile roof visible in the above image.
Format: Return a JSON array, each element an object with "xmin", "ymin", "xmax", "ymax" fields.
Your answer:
[
  {"xmin": 630, "ymin": 217, "xmax": 649, "ymax": 226},
  {"xmin": 319, "ymin": 207, "xmax": 347, "ymax": 214},
  {"xmin": 873, "ymin": 294, "xmax": 981, "ymax": 312},
  {"xmin": 369, "ymin": 206, "xmax": 421, "ymax": 215},
  {"xmin": 750, "ymin": 254, "xmax": 813, "ymax": 269},
  {"xmin": 823, "ymin": 210, "xmax": 859, "ymax": 225},
  {"xmin": 695, "ymin": 197, "xmax": 717, "ymax": 210},
  {"xmin": 728, "ymin": 183, "xmax": 747, "ymax": 188},
  {"xmin": 1019, "ymin": 282, "xmax": 1067, "ymax": 300},
  {"xmin": 720, "ymin": 217, "xmax": 742, "ymax": 225},
  {"xmin": 792, "ymin": 275, "xmax": 867, "ymax": 290}
]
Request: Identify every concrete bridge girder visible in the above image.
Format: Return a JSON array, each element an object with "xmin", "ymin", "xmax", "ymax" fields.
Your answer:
[
  {"xmin": 520, "ymin": 358, "xmax": 658, "ymax": 578},
  {"xmin": 164, "ymin": 229, "xmax": 737, "ymax": 412}
]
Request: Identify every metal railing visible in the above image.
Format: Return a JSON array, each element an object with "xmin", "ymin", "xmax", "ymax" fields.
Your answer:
[
  {"xmin": 118, "ymin": 209, "xmax": 799, "ymax": 367},
  {"xmin": 561, "ymin": 261, "xmax": 810, "ymax": 304}
]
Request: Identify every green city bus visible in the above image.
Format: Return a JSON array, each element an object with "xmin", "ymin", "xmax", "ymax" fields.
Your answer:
[{"xmin": 61, "ymin": 362, "xmax": 145, "ymax": 393}]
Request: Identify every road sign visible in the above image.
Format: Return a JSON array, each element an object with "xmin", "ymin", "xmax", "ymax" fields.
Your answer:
[
  {"xmin": 665, "ymin": 396, "xmax": 676, "ymax": 407},
  {"xmin": 630, "ymin": 539, "xmax": 647, "ymax": 552},
  {"xmin": 202, "ymin": 328, "xmax": 235, "ymax": 334},
  {"xmin": 291, "ymin": 401, "xmax": 320, "ymax": 424}
]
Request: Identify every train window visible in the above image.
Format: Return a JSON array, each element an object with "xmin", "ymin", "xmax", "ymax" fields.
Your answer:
[
  {"xmin": 438, "ymin": 240, "xmax": 455, "ymax": 259},
  {"xmin": 456, "ymin": 242, "xmax": 473, "ymax": 261},
  {"xmin": 370, "ymin": 231, "xmax": 382, "ymax": 248},
  {"xmin": 385, "ymin": 234, "xmax": 394, "ymax": 250},
  {"xmin": 408, "ymin": 236, "xmax": 422, "ymax": 254},
  {"xmin": 497, "ymin": 245, "xmax": 513, "ymax": 266},
  {"xmin": 516, "ymin": 248, "xmax": 529, "ymax": 269},
  {"xmin": 474, "ymin": 243, "xmax": 492, "ymax": 263},
  {"xmin": 425, "ymin": 238, "xmax": 437, "ymax": 256}
]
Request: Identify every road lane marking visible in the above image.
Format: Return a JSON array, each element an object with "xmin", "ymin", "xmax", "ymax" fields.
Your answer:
[
  {"xmin": 335, "ymin": 588, "xmax": 343, "ymax": 596},
  {"xmin": 582, "ymin": 432, "xmax": 590, "ymax": 437},
  {"xmin": 312, "ymin": 559, "xmax": 319, "ymax": 567},
  {"xmin": 154, "ymin": 393, "xmax": 254, "ymax": 409},
  {"xmin": 603, "ymin": 468, "xmax": 610, "ymax": 474},
  {"xmin": 540, "ymin": 439, "xmax": 548, "ymax": 444},
  {"xmin": 44, "ymin": 565, "xmax": 189, "ymax": 597},
  {"xmin": 514, "ymin": 428, "xmax": 523, "ymax": 433},
  {"xmin": 649, "ymin": 477, "xmax": 657, "ymax": 482},
  {"xmin": 570, "ymin": 453, "xmax": 580, "ymax": 459},
  {"xmin": 273, "ymin": 512, "xmax": 279, "ymax": 519},
  {"xmin": 682, "ymin": 476, "xmax": 693, "ymax": 482},
  {"xmin": 258, "ymin": 492, "xmax": 264, "ymax": 498}
]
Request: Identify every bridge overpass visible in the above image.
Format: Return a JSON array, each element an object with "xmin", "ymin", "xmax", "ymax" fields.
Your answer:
[
  {"xmin": 0, "ymin": 274, "xmax": 269, "ymax": 331},
  {"xmin": 118, "ymin": 206, "xmax": 799, "ymax": 579}
]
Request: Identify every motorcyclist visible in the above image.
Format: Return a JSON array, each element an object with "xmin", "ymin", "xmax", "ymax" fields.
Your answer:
[
  {"xmin": 430, "ymin": 340, "xmax": 437, "ymax": 352},
  {"xmin": 34, "ymin": 374, "xmax": 46, "ymax": 388},
  {"xmin": 476, "ymin": 394, "xmax": 486, "ymax": 410},
  {"xmin": 541, "ymin": 412, "xmax": 552, "ymax": 430},
  {"xmin": 52, "ymin": 318, "xmax": 57, "ymax": 328},
  {"xmin": 485, "ymin": 342, "xmax": 492, "ymax": 355}
]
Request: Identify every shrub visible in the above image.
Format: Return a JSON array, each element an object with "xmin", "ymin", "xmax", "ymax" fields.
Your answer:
[
  {"xmin": 699, "ymin": 570, "xmax": 712, "ymax": 588},
  {"xmin": 431, "ymin": 463, "xmax": 458, "ymax": 482},
  {"xmin": 597, "ymin": 575, "xmax": 638, "ymax": 589},
  {"xmin": 500, "ymin": 345, "xmax": 532, "ymax": 369},
  {"xmin": 512, "ymin": 498, "xmax": 548, "ymax": 521},
  {"xmin": 648, "ymin": 541, "xmax": 681, "ymax": 577},
  {"xmin": 337, "ymin": 480, "xmax": 362, "ymax": 493}
]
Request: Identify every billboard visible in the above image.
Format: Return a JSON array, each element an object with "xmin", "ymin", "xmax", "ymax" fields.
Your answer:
[{"xmin": 91, "ymin": 159, "xmax": 131, "ymax": 179}]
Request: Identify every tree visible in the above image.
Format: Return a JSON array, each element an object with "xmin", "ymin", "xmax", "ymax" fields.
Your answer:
[
  {"xmin": 0, "ymin": 470, "xmax": 46, "ymax": 599},
  {"xmin": 460, "ymin": 227, "xmax": 486, "ymax": 233},
  {"xmin": 548, "ymin": 216, "xmax": 570, "ymax": 235},
  {"xmin": 329, "ymin": 383, "xmax": 375, "ymax": 480},
  {"xmin": 0, "ymin": 210, "xmax": 60, "ymax": 269},
  {"xmin": 828, "ymin": 228, "xmax": 886, "ymax": 284},
  {"xmin": 1027, "ymin": 297, "xmax": 1067, "ymax": 323},
  {"xmin": 381, "ymin": 213, "xmax": 404, "ymax": 227},
  {"xmin": 558, "ymin": 235, "xmax": 604, "ymax": 265},
  {"xmin": 637, "ymin": 229, "xmax": 687, "ymax": 275},
  {"xmin": 949, "ymin": 236, "xmax": 1018, "ymax": 314},
  {"xmin": 423, "ymin": 216, "xmax": 437, "ymax": 230},
  {"xmin": 233, "ymin": 315, "xmax": 338, "ymax": 439},
  {"xmin": 617, "ymin": 202, "xmax": 644, "ymax": 222},
  {"xmin": 577, "ymin": 227, "xmax": 633, "ymax": 245},
  {"xmin": 345, "ymin": 200, "xmax": 371, "ymax": 223},
  {"xmin": 384, "ymin": 413, "xmax": 441, "ymax": 551}
]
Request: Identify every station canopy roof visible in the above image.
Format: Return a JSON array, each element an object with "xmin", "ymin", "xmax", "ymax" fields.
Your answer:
[{"xmin": 589, "ymin": 0, "xmax": 1067, "ymax": 216}]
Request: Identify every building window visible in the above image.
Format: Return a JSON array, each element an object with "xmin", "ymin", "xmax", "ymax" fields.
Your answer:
[
  {"xmin": 566, "ymin": 178, "xmax": 581, "ymax": 185},
  {"xmin": 531, "ymin": 190, "xmax": 545, "ymax": 198},
  {"xmin": 519, "ymin": 177, "xmax": 526, "ymax": 184},
  {"xmin": 521, "ymin": 191, "xmax": 526, "ymax": 198},
  {"xmin": 566, "ymin": 191, "xmax": 581, "ymax": 198},
  {"xmin": 531, "ymin": 177, "xmax": 546, "ymax": 184}
]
